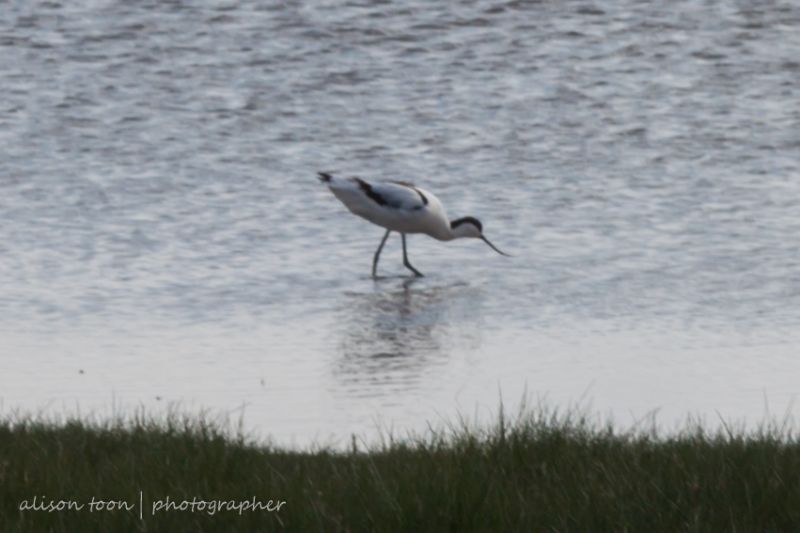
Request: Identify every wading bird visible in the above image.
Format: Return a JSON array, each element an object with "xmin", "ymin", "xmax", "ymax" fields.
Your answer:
[{"xmin": 318, "ymin": 171, "xmax": 510, "ymax": 278}]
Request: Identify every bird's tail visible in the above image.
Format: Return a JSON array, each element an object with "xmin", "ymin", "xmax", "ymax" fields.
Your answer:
[{"xmin": 318, "ymin": 171, "xmax": 333, "ymax": 183}]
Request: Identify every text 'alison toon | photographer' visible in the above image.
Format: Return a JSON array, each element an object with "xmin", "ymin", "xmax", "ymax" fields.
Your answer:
[{"xmin": 19, "ymin": 493, "xmax": 286, "ymax": 518}]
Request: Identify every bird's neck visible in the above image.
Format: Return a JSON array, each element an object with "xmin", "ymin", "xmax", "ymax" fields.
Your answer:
[{"xmin": 443, "ymin": 221, "xmax": 470, "ymax": 241}]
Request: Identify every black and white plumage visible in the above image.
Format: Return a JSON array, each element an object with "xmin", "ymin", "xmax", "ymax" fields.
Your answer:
[{"xmin": 318, "ymin": 171, "xmax": 509, "ymax": 278}]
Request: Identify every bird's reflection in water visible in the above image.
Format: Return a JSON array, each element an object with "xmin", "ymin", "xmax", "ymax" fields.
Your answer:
[{"xmin": 333, "ymin": 277, "xmax": 484, "ymax": 398}]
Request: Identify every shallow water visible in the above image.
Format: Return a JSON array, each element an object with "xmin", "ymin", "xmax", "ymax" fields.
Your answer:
[{"xmin": 2, "ymin": 0, "xmax": 800, "ymax": 445}]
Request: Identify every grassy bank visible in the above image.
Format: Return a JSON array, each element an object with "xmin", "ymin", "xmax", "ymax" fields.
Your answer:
[{"xmin": 2, "ymin": 408, "xmax": 800, "ymax": 532}]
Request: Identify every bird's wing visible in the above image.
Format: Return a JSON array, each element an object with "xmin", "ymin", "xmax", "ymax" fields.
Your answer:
[{"xmin": 355, "ymin": 179, "xmax": 429, "ymax": 211}]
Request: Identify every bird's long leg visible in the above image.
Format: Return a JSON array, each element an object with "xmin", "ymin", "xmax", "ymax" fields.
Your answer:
[
  {"xmin": 401, "ymin": 233, "xmax": 424, "ymax": 277},
  {"xmin": 372, "ymin": 229, "xmax": 391, "ymax": 278}
]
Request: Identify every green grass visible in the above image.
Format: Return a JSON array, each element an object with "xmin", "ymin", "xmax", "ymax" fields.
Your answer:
[{"xmin": 2, "ymin": 406, "xmax": 800, "ymax": 532}]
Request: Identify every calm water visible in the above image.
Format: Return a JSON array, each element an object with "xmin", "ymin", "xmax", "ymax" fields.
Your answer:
[{"xmin": 2, "ymin": 1, "xmax": 799, "ymax": 446}]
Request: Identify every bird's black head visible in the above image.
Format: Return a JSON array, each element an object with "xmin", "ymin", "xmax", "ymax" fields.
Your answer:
[
  {"xmin": 450, "ymin": 216, "xmax": 483, "ymax": 235},
  {"xmin": 450, "ymin": 216, "xmax": 511, "ymax": 256}
]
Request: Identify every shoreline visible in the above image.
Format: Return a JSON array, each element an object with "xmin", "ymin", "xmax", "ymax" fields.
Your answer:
[{"xmin": 3, "ymin": 406, "xmax": 800, "ymax": 531}]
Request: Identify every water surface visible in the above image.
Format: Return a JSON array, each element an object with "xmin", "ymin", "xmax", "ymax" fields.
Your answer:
[{"xmin": 2, "ymin": 0, "xmax": 799, "ymax": 445}]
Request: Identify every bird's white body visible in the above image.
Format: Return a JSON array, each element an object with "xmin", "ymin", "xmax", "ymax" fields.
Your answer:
[
  {"xmin": 324, "ymin": 174, "xmax": 456, "ymax": 240},
  {"xmin": 318, "ymin": 172, "xmax": 508, "ymax": 277}
]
